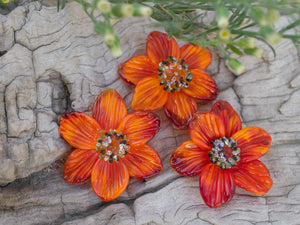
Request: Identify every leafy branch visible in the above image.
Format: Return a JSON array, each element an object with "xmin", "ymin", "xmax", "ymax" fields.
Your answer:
[{"xmin": 56, "ymin": 0, "xmax": 300, "ymax": 74}]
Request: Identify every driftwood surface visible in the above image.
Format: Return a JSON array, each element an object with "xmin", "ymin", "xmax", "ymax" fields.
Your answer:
[{"xmin": 0, "ymin": 2, "xmax": 300, "ymax": 225}]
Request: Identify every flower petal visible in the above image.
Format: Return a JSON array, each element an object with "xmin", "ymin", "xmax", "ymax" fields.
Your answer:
[
  {"xmin": 146, "ymin": 31, "xmax": 180, "ymax": 65},
  {"xmin": 118, "ymin": 56, "xmax": 158, "ymax": 85},
  {"xmin": 170, "ymin": 140, "xmax": 210, "ymax": 176},
  {"xmin": 232, "ymin": 160, "xmax": 273, "ymax": 195},
  {"xmin": 118, "ymin": 111, "xmax": 161, "ymax": 146},
  {"xmin": 210, "ymin": 100, "xmax": 242, "ymax": 137},
  {"xmin": 190, "ymin": 113, "xmax": 225, "ymax": 151},
  {"xmin": 182, "ymin": 69, "xmax": 218, "ymax": 101},
  {"xmin": 131, "ymin": 77, "xmax": 168, "ymax": 111},
  {"xmin": 200, "ymin": 163, "xmax": 235, "ymax": 208},
  {"xmin": 180, "ymin": 44, "xmax": 212, "ymax": 70},
  {"xmin": 92, "ymin": 89, "xmax": 127, "ymax": 131},
  {"xmin": 232, "ymin": 127, "xmax": 272, "ymax": 163},
  {"xmin": 164, "ymin": 91, "xmax": 197, "ymax": 128},
  {"xmin": 91, "ymin": 159, "xmax": 129, "ymax": 201},
  {"xmin": 59, "ymin": 112, "xmax": 101, "ymax": 149},
  {"xmin": 122, "ymin": 144, "xmax": 162, "ymax": 179},
  {"xmin": 63, "ymin": 149, "xmax": 99, "ymax": 183}
]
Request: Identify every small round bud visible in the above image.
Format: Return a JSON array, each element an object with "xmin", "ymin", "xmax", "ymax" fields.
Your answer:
[
  {"xmin": 97, "ymin": 0, "xmax": 111, "ymax": 13},
  {"xmin": 104, "ymin": 33, "xmax": 116, "ymax": 45},
  {"xmin": 218, "ymin": 29, "xmax": 231, "ymax": 41},
  {"xmin": 133, "ymin": 4, "xmax": 152, "ymax": 17},
  {"xmin": 2, "ymin": 0, "xmax": 10, "ymax": 3},
  {"xmin": 110, "ymin": 46, "xmax": 123, "ymax": 58},
  {"xmin": 227, "ymin": 58, "xmax": 245, "ymax": 75},
  {"xmin": 217, "ymin": 7, "xmax": 229, "ymax": 29},
  {"xmin": 251, "ymin": 7, "xmax": 267, "ymax": 26},
  {"xmin": 266, "ymin": 32, "xmax": 281, "ymax": 45},
  {"xmin": 237, "ymin": 38, "xmax": 256, "ymax": 49},
  {"xmin": 266, "ymin": 9, "xmax": 280, "ymax": 24},
  {"xmin": 112, "ymin": 4, "xmax": 134, "ymax": 18},
  {"xmin": 244, "ymin": 47, "xmax": 264, "ymax": 58}
]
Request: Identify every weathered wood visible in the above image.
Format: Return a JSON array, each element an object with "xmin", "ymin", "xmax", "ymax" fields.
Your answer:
[{"xmin": 0, "ymin": 2, "xmax": 299, "ymax": 224}]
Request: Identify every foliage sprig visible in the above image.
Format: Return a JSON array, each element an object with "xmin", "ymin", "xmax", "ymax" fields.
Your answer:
[{"xmin": 56, "ymin": 0, "xmax": 300, "ymax": 74}]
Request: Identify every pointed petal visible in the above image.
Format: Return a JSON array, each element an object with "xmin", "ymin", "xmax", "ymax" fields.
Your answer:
[
  {"xmin": 164, "ymin": 92, "xmax": 197, "ymax": 128},
  {"xmin": 146, "ymin": 31, "xmax": 180, "ymax": 65},
  {"xmin": 182, "ymin": 69, "xmax": 218, "ymax": 101},
  {"xmin": 232, "ymin": 160, "xmax": 273, "ymax": 195},
  {"xmin": 200, "ymin": 164, "xmax": 235, "ymax": 208},
  {"xmin": 131, "ymin": 77, "xmax": 168, "ymax": 111},
  {"xmin": 92, "ymin": 89, "xmax": 127, "ymax": 130},
  {"xmin": 118, "ymin": 56, "xmax": 158, "ymax": 85},
  {"xmin": 180, "ymin": 44, "xmax": 212, "ymax": 70},
  {"xmin": 118, "ymin": 111, "xmax": 161, "ymax": 146},
  {"xmin": 63, "ymin": 149, "xmax": 99, "ymax": 183},
  {"xmin": 190, "ymin": 113, "xmax": 225, "ymax": 151},
  {"xmin": 232, "ymin": 127, "xmax": 272, "ymax": 163},
  {"xmin": 59, "ymin": 112, "xmax": 101, "ymax": 149},
  {"xmin": 122, "ymin": 144, "xmax": 162, "ymax": 179},
  {"xmin": 170, "ymin": 140, "xmax": 210, "ymax": 176},
  {"xmin": 210, "ymin": 100, "xmax": 242, "ymax": 137},
  {"xmin": 91, "ymin": 159, "xmax": 129, "ymax": 201}
]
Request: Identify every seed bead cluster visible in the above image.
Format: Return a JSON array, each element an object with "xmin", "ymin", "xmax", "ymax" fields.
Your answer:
[
  {"xmin": 209, "ymin": 137, "xmax": 241, "ymax": 169},
  {"xmin": 95, "ymin": 129, "xmax": 130, "ymax": 163},
  {"xmin": 158, "ymin": 56, "xmax": 193, "ymax": 92}
]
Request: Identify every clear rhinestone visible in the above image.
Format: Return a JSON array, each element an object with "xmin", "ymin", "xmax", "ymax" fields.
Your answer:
[
  {"xmin": 102, "ymin": 141, "xmax": 108, "ymax": 147},
  {"xmin": 96, "ymin": 143, "xmax": 101, "ymax": 147},
  {"xmin": 106, "ymin": 150, "xmax": 112, "ymax": 155},
  {"xmin": 104, "ymin": 156, "xmax": 109, "ymax": 161}
]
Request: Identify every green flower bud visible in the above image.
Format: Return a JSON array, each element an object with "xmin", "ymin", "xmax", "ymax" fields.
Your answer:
[
  {"xmin": 266, "ymin": 32, "xmax": 282, "ymax": 45},
  {"xmin": 133, "ymin": 4, "xmax": 152, "ymax": 17},
  {"xmin": 244, "ymin": 47, "xmax": 264, "ymax": 58},
  {"xmin": 97, "ymin": 0, "xmax": 111, "ymax": 13},
  {"xmin": 112, "ymin": 4, "xmax": 134, "ymax": 18},
  {"xmin": 108, "ymin": 38, "xmax": 123, "ymax": 58},
  {"xmin": 217, "ymin": 7, "xmax": 229, "ymax": 29},
  {"xmin": 227, "ymin": 58, "xmax": 245, "ymax": 75},
  {"xmin": 110, "ymin": 46, "xmax": 123, "ymax": 58},
  {"xmin": 266, "ymin": 9, "xmax": 280, "ymax": 24},
  {"xmin": 237, "ymin": 38, "xmax": 256, "ymax": 49},
  {"xmin": 251, "ymin": 7, "xmax": 267, "ymax": 26},
  {"xmin": 104, "ymin": 33, "xmax": 116, "ymax": 45},
  {"xmin": 218, "ymin": 29, "xmax": 231, "ymax": 41}
]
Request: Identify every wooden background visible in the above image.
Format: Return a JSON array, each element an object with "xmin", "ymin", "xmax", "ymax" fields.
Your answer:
[{"xmin": 0, "ymin": 2, "xmax": 299, "ymax": 224}]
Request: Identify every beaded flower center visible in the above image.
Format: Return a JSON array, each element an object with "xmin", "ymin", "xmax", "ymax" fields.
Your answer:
[
  {"xmin": 95, "ymin": 129, "xmax": 130, "ymax": 163},
  {"xmin": 157, "ymin": 56, "xmax": 193, "ymax": 92},
  {"xmin": 208, "ymin": 137, "xmax": 241, "ymax": 169}
]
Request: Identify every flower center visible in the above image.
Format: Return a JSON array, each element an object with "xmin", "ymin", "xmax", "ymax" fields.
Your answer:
[
  {"xmin": 95, "ymin": 129, "xmax": 130, "ymax": 163},
  {"xmin": 208, "ymin": 137, "xmax": 241, "ymax": 169},
  {"xmin": 157, "ymin": 56, "xmax": 193, "ymax": 92}
]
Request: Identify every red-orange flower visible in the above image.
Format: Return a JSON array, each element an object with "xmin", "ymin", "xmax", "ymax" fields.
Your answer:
[
  {"xmin": 118, "ymin": 31, "xmax": 217, "ymax": 128},
  {"xmin": 59, "ymin": 89, "xmax": 162, "ymax": 201},
  {"xmin": 170, "ymin": 100, "xmax": 273, "ymax": 208}
]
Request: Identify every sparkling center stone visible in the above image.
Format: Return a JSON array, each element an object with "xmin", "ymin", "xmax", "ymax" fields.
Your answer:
[
  {"xmin": 158, "ymin": 56, "xmax": 193, "ymax": 92},
  {"xmin": 95, "ymin": 129, "xmax": 130, "ymax": 163},
  {"xmin": 208, "ymin": 137, "xmax": 241, "ymax": 169}
]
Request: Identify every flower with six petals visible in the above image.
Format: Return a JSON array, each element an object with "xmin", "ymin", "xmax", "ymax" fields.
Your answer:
[
  {"xmin": 170, "ymin": 100, "xmax": 273, "ymax": 208},
  {"xmin": 59, "ymin": 89, "xmax": 162, "ymax": 201},
  {"xmin": 118, "ymin": 31, "xmax": 218, "ymax": 128}
]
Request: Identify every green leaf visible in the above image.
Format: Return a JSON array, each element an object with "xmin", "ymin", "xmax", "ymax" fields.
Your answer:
[
  {"xmin": 227, "ymin": 44, "xmax": 243, "ymax": 56},
  {"xmin": 61, "ymin": 0, "xmax": 66, "ymax": 10},
  {"xmin": 57, "ymin": 0, "xmax": 60, "ymax": 12}
]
